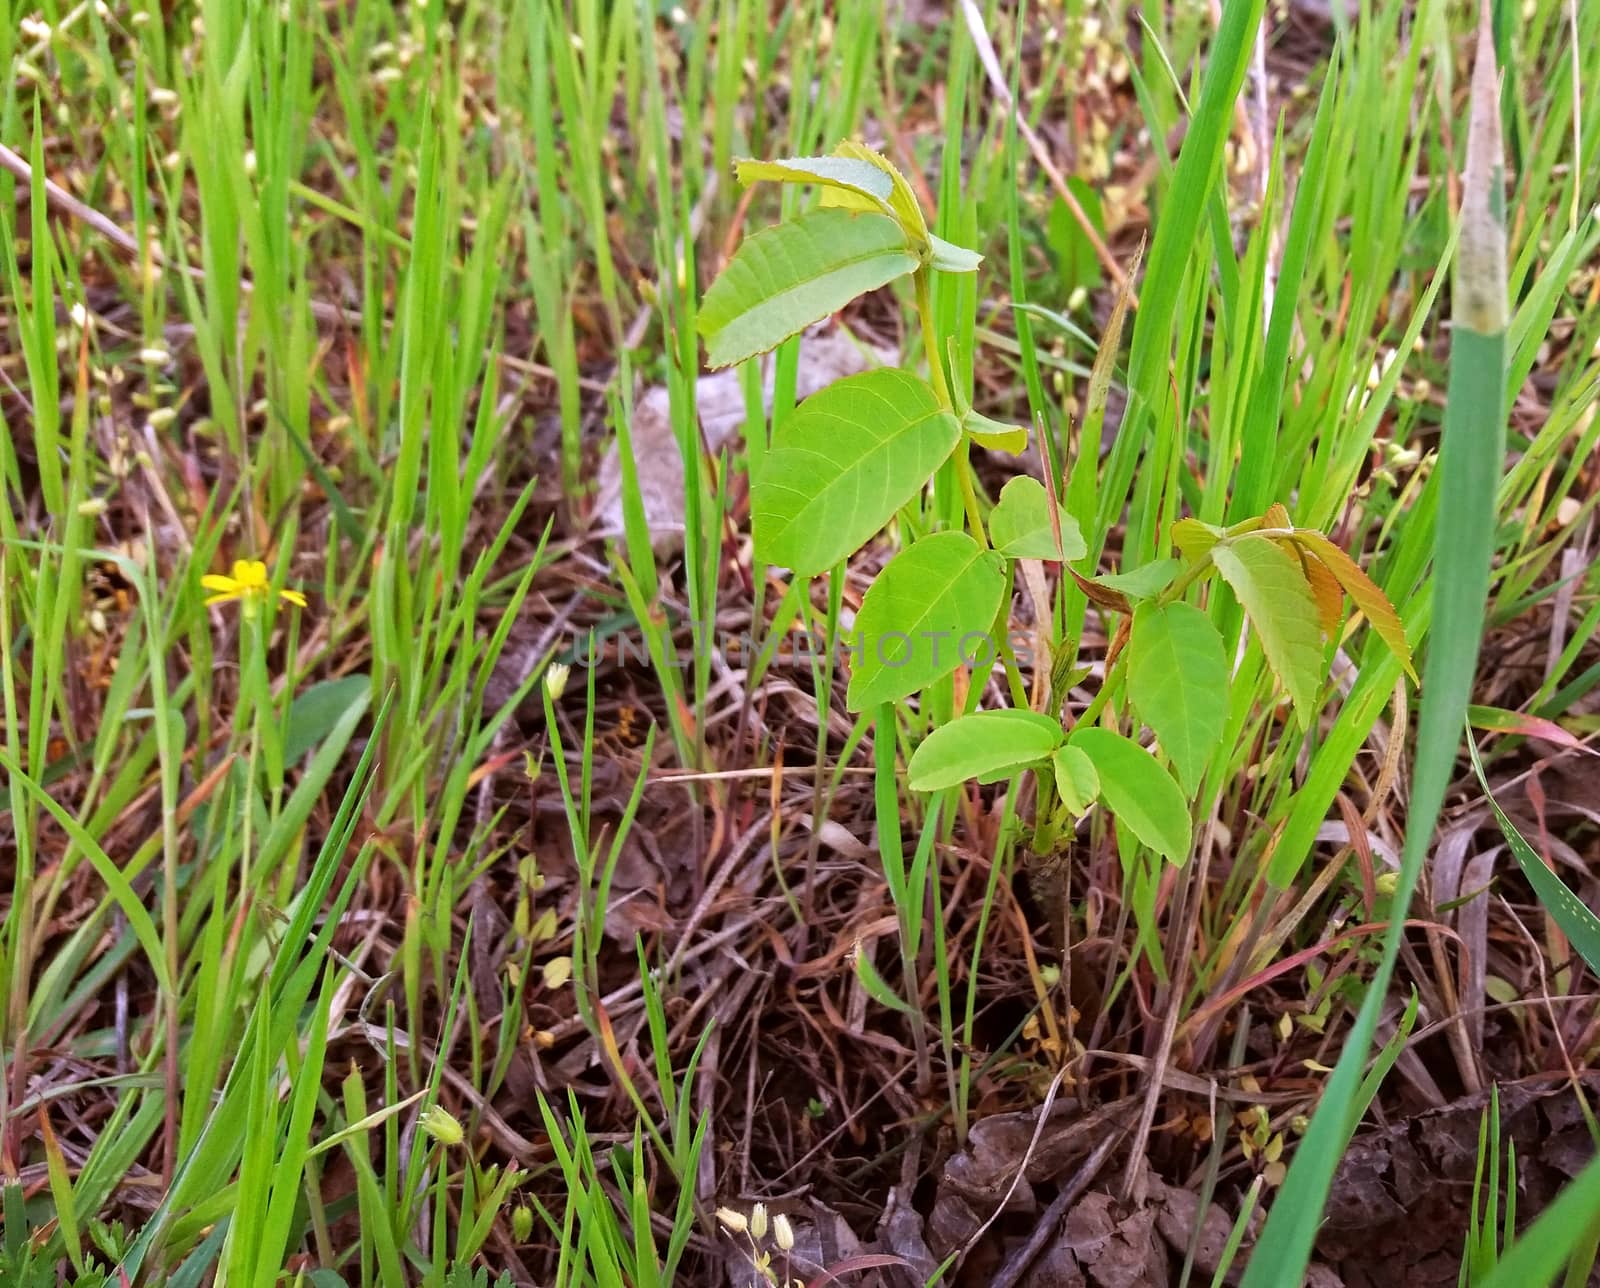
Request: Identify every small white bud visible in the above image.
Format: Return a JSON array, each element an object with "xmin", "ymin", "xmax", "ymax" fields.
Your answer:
[
  {"xmin": 749, "ymin": 1203, "xmax": 768, "ymax": 1241},
  {"xmin": 543, "ymin": 662, "xmax": 570, "ymax": 701},
  {"xmin": 773, "ymin": 1213, "xmax": 794, "ymax": 1251},
  {"xmin": 715, "ymin": 1207, "xmax": 748, "ymax": 1235}
]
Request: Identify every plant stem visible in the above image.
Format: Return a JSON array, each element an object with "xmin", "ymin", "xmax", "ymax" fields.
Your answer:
[
  {"xmin": 955, "ymin": 451, "xmax": 991, "ymax": 550},
  {"xmin": 1030, "ymin": 764, "xmax": 1060, "ymax": 855},
  {"xmin": 1071, "ymin": 543, "xmax": 1215, "ymax": 733},
  {"xmin": 913, "ymin": 267, "xmax": 953, "ymax": 408},
  {"xmin": 914, "ymin": 267, "xmax": 989, "ymax": 548},
  {"xmin": 1156, "ymin": 553, "xmax": 1214, "ymax": 606},
  {"xmin": 1076, "ymin": 654, "xmax": 1127, "ymax": 731}
]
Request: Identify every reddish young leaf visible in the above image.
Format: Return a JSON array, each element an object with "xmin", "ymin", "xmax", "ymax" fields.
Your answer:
[{"xmin": 1290, "ymin": 530, "xmax": 1417, "ymax": 681}]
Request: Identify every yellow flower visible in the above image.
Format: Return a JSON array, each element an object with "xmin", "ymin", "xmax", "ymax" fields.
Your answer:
[{"xmin": 201, "ymin": 559, "xmax": 307, "ymax": 609}]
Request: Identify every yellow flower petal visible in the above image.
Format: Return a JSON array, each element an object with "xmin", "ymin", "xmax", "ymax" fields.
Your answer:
[
  {"xmin": 278, "ymin": 588, "xmax": 308, "ymax": 607},
  {"xmin": 204, "ymin": 592, "xmax": 239, "ymax": 606},
  {"xmin": 200, "ymin": 574, "xmax": 239, "ymax": 593},
  {"xmin": 231, "ymin": 560, "xmax": 269, "ymax": 588}
]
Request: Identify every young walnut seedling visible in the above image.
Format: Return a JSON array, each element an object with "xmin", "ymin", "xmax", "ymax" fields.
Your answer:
[{"xmin": 700, "ymin": 141, "xmax": 1415, "ymax": 867}]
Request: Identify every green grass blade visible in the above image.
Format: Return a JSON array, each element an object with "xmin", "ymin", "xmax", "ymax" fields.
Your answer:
[
  {"xmin": 1244, "ymin": 8, "xmax": 1509, "ymax": 1281},
  {"xmin": 1475, "ymin": 1150, "xmax": 1600, "ymax": 1288},
  {"xmin": 1468, "ymin": 738, "xmax": 1600, "ymax": 974},
  {"xmin": 1096, "ymin": 0, "xmax": 1266, "ymax": 564}
]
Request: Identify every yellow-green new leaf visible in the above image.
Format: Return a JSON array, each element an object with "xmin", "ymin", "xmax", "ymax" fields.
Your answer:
[
  {"xmin": 734, "ymin": 155, "xmax": 894, "ymax": 208},
  {"xmin": 753, "ymin": 370, "xmax": 961, "ymax": 576},
  {"xmin": 908, "ymin": 708, "xmax": 1064, "ymax": 791},
  {"xmin": 1291, "ymin": 531, "xmax": 1418, "ymax": 681},
  {"xmin": 1128, "ymin": 601, "xmax": 1229, "ymax": 795},
  {"xmin": 820, "ymin": 186, "xmax": 892, "ymax": 215},
  {"xmin": 830, "ymin": 139, "xmax": 929, "ymax": 246},
  {"xmin": 1051, "ymin": 744, "xmax": 1099, "ymax": 816},
  {"xmin": 1172, "ymin": 517, "xmax": 1223, "ymax": 562},
  {"xmin": 846, "ymin": 532, "xmax": 1005, "ymax": 711},
  {"xmin": 929, "ymin": 233, "xmax": 983, "ymax": 273},
  {"xmin": 988, "ymin": 476, "xmax": 1087, "ymax": 560},
  {"xmin": 962, "ymin": 408, "xmax": 1028, "ymax": 454},
  {"xmin": 1069, "ymin": 727, "xmax": 1192, "ymax": 863},
  {"xmin": 1211, "ymin": 535, "xmax": 1326, "ymax": 726},
  {"xmin": 698, "ymin": 209, "xmax": 919, "ymax": 368}
]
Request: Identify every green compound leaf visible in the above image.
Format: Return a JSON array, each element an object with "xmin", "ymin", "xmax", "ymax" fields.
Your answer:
[
  {"xmin": 1093, "ymin": 558, "xmax": 1183, "ymax": 601},
  {"xmin": 846, "ymin": 532, "xmax": 1005, "ymax": 711},
  {"xmin": 1128, "ymin": 601, "xmax": 1229, "ymax": 795},
  {"xmin": 698, "ymin": 209, "xmax": 919, "ymax": 368},
  {"xmin": 753, "ymin": 369, "xmax": 961, "ymax": 577},
  {"xmin": 1051, "ymin": 744, "xmax": 1100, "ymax": 817},
  {"xmin": 907, "ymin": 708, "xmax": 1064, "ymax": 791},
  {"xmin": 1069, "ymin": 727, "xmax": 1192, "ymax": 863},
  {"xmin": 1210, "ymin": 534, "xmax": 1326, "ymax": 727},
  {"xmin": 988, "ymin": 476, "xmax": 1087, "ymax": 560}
]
